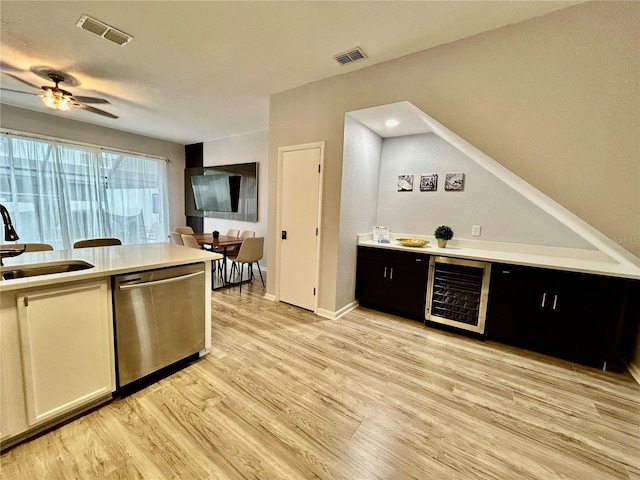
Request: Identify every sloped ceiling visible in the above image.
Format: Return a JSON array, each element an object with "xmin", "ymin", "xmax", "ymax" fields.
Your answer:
[{"xmin": 0, "ymin": 1, "xmax": 582, "ymax": 144}]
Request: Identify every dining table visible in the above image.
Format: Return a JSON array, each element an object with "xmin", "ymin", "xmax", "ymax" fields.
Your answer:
[{"xmin": 193, "ymin": 234, "xmax": 244, "ymax": 289}]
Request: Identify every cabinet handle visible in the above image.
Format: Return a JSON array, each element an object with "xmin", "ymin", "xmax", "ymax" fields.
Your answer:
[
  {"xmin": 541, "ymin": 292, "xmax": 547, "ymax": 308},
  {"xmin": 552, "ymin": 294, "xmax": 558, "ymax": 310},
  {"xmin": 383, "ymin": 267, "xmax": 387, "ymax": 278},
  {"xmin": 390, "ymin": 267, "xmax": 394, "ymax": 280},
  {"xmin": 118, "ymin": 270, "xmax": 204, "ymax": 290}
]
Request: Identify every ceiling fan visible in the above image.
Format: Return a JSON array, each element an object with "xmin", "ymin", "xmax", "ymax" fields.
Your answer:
[{"xmin": 0, "ymin": 71, "xmax": 118, "ymax": 119}]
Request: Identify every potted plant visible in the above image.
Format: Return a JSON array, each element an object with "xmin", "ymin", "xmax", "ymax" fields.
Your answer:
[
  {"xmin": 212, "ymin": 230, "xmax": 220, "ymax": 239},
  {"xmin": 434, "ymin": 225, "xmax": 453, "ymax": 248}
]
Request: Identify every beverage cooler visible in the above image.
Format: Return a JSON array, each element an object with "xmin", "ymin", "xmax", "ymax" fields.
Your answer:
[{"xmin": 425, "ymin": 256, "xmax": 491, "ymax": 334}]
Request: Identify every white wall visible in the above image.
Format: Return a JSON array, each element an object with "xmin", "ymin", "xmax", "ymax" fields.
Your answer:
[
  {"xmin": 202, "ymin": 130, "xmax": 268, "ymax": 267},
  {"xmin": 376, "ymin": 133, "xmax": 594, "ymax": 249},
  {"xmin": 336, "ymin": 117, "xmax": 383, "ymax": 309}
]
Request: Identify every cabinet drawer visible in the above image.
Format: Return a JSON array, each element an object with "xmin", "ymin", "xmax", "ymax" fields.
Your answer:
[{"xmin": 358, "ymin": 246, "xmax": 428, "ymax": 266}]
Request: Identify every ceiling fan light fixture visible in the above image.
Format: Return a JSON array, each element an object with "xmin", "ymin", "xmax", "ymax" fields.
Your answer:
[{"xmin": 42, "ymin": 89, "xmax": 73, "ymax": 111}]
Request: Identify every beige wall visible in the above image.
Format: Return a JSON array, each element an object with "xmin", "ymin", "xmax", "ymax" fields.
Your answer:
[
  {"xmin": 268, "ymin": 1, "xmax": 640, "ymax": 315},
  {"xmin": 0, "ymin": 104, "xmax": 186, "ymax": 233}
]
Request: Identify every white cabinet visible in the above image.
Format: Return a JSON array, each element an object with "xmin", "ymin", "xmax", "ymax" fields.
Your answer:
[
  {"xmin": 0, "ymin": 279, "xmax": 115, "ymax": 444},
  {"xmin": 0, "ymin": 295, "xmax": 28, "ymax": 442}
]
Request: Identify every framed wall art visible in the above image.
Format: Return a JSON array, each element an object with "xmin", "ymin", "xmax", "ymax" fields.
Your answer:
[
  {"xmin": 445, "ymin": 173, "xmax": 465, "ymax": 191},
  {"xmin": 397, "ymin": 175, "xmax": 414, "ymax": 192},
  {"xmin": 420, "ymin": 174, "xmax": 438, "ymax": 191}
]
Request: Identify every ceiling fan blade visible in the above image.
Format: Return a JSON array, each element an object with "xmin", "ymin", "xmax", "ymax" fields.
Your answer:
[
  {"xmin": 71, "ymin": 95, "xmax": 110, "ymax": 105},
  {"xmin": 75, "ymin": 103, "xmax": 118, "ymax": 119},
  {"xmin": 3, "ymin": 72, "xmax": 41, "ymax": 90},
  {"xmin": 0, "ymin": 87, "xmax": 40, "ymax": 96}
]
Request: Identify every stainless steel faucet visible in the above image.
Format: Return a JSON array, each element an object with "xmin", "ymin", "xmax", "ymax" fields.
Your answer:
[
  {"xmin": 0, "ymin": 204, "xmax": 19, "ymax": 241},
  {"xmin": 0, "ymin": 204, "xmax": 22, "ymax": 266}
]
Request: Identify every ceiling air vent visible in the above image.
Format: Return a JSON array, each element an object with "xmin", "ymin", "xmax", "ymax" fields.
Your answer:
[
  {"xmin": 76, "ymin": 15, "xmax": 133, "ymax": 46},
  {"xmin": 333, "ymin": 47, "xmax": 367, "ymax": 66}
]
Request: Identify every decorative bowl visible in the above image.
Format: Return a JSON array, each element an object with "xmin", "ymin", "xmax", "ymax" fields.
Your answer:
[{"xmin": 396, "ymin": 238, "xmax": 428, "ymax": 248}]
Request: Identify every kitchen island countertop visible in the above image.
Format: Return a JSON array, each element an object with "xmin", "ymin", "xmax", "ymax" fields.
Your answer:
[{"xmin": 0, "ymin": 243, "xmax": 222, "ymax": 291}]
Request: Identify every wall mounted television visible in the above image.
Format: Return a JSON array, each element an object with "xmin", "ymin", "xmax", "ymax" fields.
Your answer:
[{"xmin": 185, "ymin": 163, "xmax": 258, "ymax": 222}]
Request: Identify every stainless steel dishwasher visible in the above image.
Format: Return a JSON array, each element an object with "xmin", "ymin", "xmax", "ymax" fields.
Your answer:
[{"xmin": 113, "ymin": 262, "xmax": 205, "ymax": 387}]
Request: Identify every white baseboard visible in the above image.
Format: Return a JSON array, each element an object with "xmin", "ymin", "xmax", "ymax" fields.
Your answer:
[
  {"xmin": 263, "ymin": 293, "xmax": 277, "ymax": 302},
  {"xmin": 317, "ymin": 301, "xmax": 359, "ymax": 320}
]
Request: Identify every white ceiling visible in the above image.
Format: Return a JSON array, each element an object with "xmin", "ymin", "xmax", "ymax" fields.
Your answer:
[{"xmin": 0, "ymin": 1, "xmax": 581, "ymax": 145}]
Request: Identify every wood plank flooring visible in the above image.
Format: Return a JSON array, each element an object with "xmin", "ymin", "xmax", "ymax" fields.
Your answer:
[{"xmin": 2, "ymin": 278, "xmax": 639, "ymax": 479}]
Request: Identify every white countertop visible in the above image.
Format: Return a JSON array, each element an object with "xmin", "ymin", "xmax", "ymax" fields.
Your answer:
[
  {"xmin": 358, "ymin": 234, "xmax": 640, "ymax": 280},
  {"xmin": 0, "ymin": 243, "xmax": 223, "ymax": 291}
]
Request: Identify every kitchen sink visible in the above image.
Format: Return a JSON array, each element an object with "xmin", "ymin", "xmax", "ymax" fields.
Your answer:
[{"xmin": 1, "ymin": 260, "xmax": 95, "ymax": 280}]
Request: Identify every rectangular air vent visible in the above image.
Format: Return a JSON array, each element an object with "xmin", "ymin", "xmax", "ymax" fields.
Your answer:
[
  {"xmin": 77, "ymin": 15, "xmax": 133, "ymax": 46},
  {"xmin": 333, "ymin": 47, "xmax": 367, "ymax": 65}
]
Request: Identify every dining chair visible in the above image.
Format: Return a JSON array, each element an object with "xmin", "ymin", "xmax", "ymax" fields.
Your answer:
[
  {"xmin": 73, "ymin": 238, "xmax": 122, "ymax": 248},
  {"xmin": 226, "ymin": 229, "xmax": 240, "ymax": 238},
  {"xmin": 225, "ymin": 230, "xmax": 255, "ymax": 258},
  {"xmin": 20, "ymin": 243, "xmax": 55, "ymax": 252},
  {"xmin": 181, "ymin": 234, "xmax": 226, "ymax": 286},
  {"xmin": 228, "ymin": 237, "xmax": 264, "ymax": 292},
  {"xmin": 175, "ymin": 226, "xmax": 195, "ymax": 235},
  {"xmin": 168, "ymin": 232, "xmax": 184, "ymax": 245},
  {"xmin": 181, "ymin": 234, "xmax": 201, "ymax": 249}
]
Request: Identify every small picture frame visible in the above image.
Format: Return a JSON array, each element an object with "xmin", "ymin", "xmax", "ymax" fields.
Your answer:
[
  {"xmin": 419, "ymin": 174, "xmax": 438, "ymax": 191},
  {"xmin": 373, "ymin": 226, "xmax": 390, "ymax": 243},
  {"xmin": 397, "ymin": 175, "xmax": 414, "ymax": 192},
  {"xmin": 445, "ymin": 173, "xmax": 465, "ymax": 191}
]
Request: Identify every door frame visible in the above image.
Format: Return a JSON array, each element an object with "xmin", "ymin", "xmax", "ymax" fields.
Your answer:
[{"xmin": 275, "ymin": 141, "xmax": 325, "ymax": 312}]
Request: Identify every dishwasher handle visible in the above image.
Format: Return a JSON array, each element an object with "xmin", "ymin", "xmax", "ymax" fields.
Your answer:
[{"xmin": 118, "ymin": 270, "xmax": 204, "ymax": 290}]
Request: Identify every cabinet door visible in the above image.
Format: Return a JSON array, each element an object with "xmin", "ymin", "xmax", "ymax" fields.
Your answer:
[
  {"xmin": 356, "ymin": 248, "xmax": 390, "ymax": 308},
  {"xmin": 488, "ymin": 265, "xmax": 627, "ymax": 368},
  {"xmin": 486, "ymin": 264, "xmax": 546, "ymax": 348},
  {"xmin": 387, "ymin": 258, "xmax": 429, "ymax": 317},
  {"xmin": 542, "ymin": 272, "xmax": 625, "ymax": 367},
  {"xmin": 17, "ymin": 281, "xmax": 114, "ymax": 426},
  {"xmin": 0, "ymin": 294, "xmax": 29, "ymax": 441}
]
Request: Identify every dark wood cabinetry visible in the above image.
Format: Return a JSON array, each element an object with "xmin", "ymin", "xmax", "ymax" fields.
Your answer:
[
  {"xmin": 356, "ymin": 246, "xmax": 429, "ymax": 318},
  {"xmin": 356, "ymin": 246, "xmax": 634, "ymax": 370},
  {"xmin": 487, "ymin": 263, "xmax": 628, "ymax": 368}
]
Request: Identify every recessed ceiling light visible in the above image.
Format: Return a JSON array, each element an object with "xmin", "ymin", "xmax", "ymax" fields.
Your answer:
[{"xmin": 385, "ymin": 119, "xmax": 399, "ymax": 128}]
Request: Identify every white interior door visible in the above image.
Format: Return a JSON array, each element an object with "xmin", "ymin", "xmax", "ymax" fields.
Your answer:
[{"xmin": 278, "ymin": 144, "xmax": 323, "ymax": 311}]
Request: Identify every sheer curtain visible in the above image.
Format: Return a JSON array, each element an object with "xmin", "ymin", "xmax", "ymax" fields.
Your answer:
[{"xmin": 0, "ymin": 133, "xmax": 170, "ymax": 249}]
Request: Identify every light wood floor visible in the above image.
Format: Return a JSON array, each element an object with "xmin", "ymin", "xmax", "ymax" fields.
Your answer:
[{"xmin": 2, "ymin": 278, "xmax": 639, "ymax": 479}]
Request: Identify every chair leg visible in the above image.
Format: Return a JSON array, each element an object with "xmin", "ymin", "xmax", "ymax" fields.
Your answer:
[
  {"xmin": 256, "ymin": 262, "xmax": 264, "ymax": 288},
  {"xmin": 218, "ymin": 260, "xmax": 225, "ymax": 284},
  {"xmin": 239, "ymin": 263, "xmax": 244, "ymax": 292},
  {"xmin": 230, "ymin": 261, "xmax": 237, "ymax": 282}
]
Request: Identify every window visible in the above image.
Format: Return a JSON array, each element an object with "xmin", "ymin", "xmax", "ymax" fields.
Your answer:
[{"xmin": 0, "ymin": 133, "xmax": 169, "ymax": 249}]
